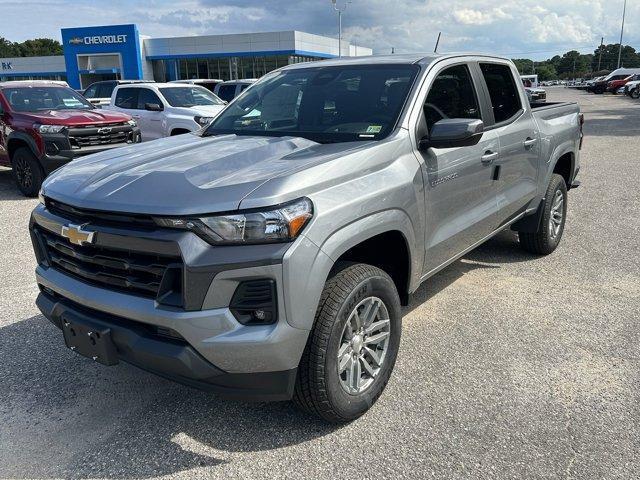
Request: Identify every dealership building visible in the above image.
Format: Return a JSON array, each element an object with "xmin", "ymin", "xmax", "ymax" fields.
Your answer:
[{"xmin": 0, "ymin": 24, "xmax": 372, "ymax": 89}]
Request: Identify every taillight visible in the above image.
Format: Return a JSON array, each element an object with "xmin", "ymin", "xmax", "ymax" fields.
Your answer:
[{"xmin": 578, "ymin": 113, "xmax": 585, "ymax": 150}]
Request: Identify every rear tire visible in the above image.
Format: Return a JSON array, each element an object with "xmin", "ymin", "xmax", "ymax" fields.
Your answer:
[
  {"xmin": 632, "ymin": 89, "xmax": 640, "ymax": 99},
  {"xmin": 294, "ymin": 262, "xmax": 402, "ymax": 423},
  {"xmin": 518, "ymin": 173, "xmax": 568, "ymax": 255},
  {"xmin": 11, "ymin": 147, "xmax": 43, "ymax": 197}
]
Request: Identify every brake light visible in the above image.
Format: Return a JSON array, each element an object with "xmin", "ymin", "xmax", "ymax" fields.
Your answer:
[{"xmin": 578, "ymin": 113, "xmax": 585, "ymax": 150}]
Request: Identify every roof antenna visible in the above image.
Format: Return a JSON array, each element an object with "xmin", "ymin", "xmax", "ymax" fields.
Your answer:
[
  {"xmin": 434, "ymin": 32, "xmax": 442, "ymax": 53},
  {"xmin": 391, "ymin": 47, "xmax": 395, "ymax": 54}
]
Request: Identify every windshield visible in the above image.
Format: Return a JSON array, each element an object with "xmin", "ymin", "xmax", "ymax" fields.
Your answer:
[
  {"xmin": 159, "ymin": 86, "xmax": 225, "ymax": 107},
  {"xmin": 4, "ymin": 87, "xmax": 93, "ymax": 112},
  {"xmin": 204, "ymin": 65, "xmax": 420, "ymax": 143}
]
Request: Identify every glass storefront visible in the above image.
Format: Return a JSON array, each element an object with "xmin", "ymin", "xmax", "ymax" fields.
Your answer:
[
  {"xmin": 0, "ymin": 74, "xmax": 67, "ymax": 82},
  {"xmin": 152, "ymin": 54, "xmax": 321, "ymax": 83}
]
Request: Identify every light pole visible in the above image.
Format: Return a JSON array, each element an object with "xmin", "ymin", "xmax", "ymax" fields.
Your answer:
[
  {"xmin": 331, "ymin": 0, "xmax": 349, "ymax": 58},
  {"xmin": 617, "ymin": 0, "xmax": 627, "ymax": 68}
]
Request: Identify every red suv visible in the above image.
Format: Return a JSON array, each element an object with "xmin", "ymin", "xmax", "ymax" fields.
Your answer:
[{"xmin": 0, "ymin": 81, "xmax": 141, "ymax": 196}]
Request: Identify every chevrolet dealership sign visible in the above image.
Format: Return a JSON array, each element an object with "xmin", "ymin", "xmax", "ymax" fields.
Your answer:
[{"xmin": 68, "ymin": 35, "xmax": 128, "ymax": 45}]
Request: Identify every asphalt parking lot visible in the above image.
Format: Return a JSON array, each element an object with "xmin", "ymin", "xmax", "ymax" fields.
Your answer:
[{"xmin": 0, "ymin": 87, "xmax": 638, "ymax": 479}]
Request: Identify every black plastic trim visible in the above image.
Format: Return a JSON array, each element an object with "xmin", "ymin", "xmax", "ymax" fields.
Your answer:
[{"xmin": 36, "ymin": 291, "xmax": 297, "ymax": 401}]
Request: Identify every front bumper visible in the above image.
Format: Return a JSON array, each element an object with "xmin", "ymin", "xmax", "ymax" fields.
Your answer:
[
  {"xmin": 30, "ymin": 202, "xmax": 315, "ymax": 399},
  {"xmin": 36, "ymin": 290, "xmax": 298, "ymax": 401}
]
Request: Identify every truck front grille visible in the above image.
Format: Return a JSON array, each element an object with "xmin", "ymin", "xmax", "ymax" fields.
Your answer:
[
  {"xmin": 67, "ymin": 123, "xmax": 133, "ymax": 149},
  {"xmin": 36, "ymin": 227, "xmax": 182, "ymax": 300}
]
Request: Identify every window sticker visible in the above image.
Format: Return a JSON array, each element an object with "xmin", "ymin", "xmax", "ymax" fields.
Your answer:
[{"xmin": 366, "ymin": 125, "xmax": 382, "ymax": 133}]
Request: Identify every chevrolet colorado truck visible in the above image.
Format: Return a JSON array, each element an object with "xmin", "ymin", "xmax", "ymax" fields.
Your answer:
[
  {"xmin": 0, "ymin": 81, "xmax": 140, "ymax": 196},
  {"xmin": 30, "ymin": 54, "xmax": 583, "ymax": 423}
]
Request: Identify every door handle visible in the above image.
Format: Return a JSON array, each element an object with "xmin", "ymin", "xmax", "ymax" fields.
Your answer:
[
  {"xmin": 481, "ymin": 151, "xmax": 499, "ymax": 164},
  {"xmin": 523, "ymin": 137, "xmax": 537, "ymax": 148}
]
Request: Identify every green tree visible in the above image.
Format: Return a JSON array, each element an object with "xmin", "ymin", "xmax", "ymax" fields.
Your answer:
[
  {"xmin": 592, "ymin": 44, "xmax": 640, "ymax": 70},
  {"xmin": 16, "ymin": 38, "xmax": 62, "ymax": 57},
  {"xmin": 0, "ymin": 37, "xmax": 20, "ymax": 57}
]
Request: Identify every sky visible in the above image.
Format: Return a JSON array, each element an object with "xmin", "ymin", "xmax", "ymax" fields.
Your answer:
[{"xmin": 0, "ymin": 0, "xmax": 636, "ymax": 60}]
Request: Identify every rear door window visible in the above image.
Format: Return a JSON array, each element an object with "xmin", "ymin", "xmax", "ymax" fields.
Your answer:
[
  {"xmin": 114, "ymin": 88, "xmax": 139, "ymax": 109},
  {"xmin": 479, "ymin": 63, "xmax": 522, "ymax": 124}
]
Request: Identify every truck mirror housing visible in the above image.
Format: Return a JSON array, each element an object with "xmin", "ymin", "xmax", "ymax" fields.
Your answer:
[
  {"xmin": 145, "ymin": 103, "xmax": 163, "ymax": 112},
  {"xmin": 419, "ymin": 118, "xmax": 484, "ymax": 150}
]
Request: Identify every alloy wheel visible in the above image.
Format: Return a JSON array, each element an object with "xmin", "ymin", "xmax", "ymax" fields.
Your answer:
[
  {"xmin": 549, "ymin": 189, "xmax": 564, "ymax": 240},
  {"xmin": 14, "ymin": 156, "xmax": 33, "ymax": 190},
  {"xmin": 337, "ymin": 296, "xmax": 391, "ymax": 395}
]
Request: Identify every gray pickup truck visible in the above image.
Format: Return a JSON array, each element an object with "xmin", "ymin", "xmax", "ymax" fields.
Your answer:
[{"xmin": 30, "ymin": 54, "xmax": 583, "ymax": 423}]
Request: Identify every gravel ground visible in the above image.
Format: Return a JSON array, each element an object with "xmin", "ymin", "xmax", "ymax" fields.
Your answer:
[{"xmin": 0, "ymin": 88, "xmax": 638, "ymax": 479}]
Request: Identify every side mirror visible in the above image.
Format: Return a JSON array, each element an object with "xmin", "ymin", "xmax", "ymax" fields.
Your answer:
[
  {"xmin": 419, "ymin": 119, "xmax": 484, "ymax": 150},
  {"xmin": 145, "ymin": 103, "xmax": 163, "ymax": 112}
]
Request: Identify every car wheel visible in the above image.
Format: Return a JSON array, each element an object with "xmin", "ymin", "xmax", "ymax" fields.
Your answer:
[
  {"xmin": 11, "ymin": 147, "xmax": 43, "ymax": 197},
  {"xmin": 632, "ymin": 89, "xmax": 640, "ymax": 99},
  {"xmin": 518, "ymin": 173, "xmax": 568, "ymax": 255},
  {"xmin": 294, "ymin": 262, "xmax": 401, "ymax": 423}
]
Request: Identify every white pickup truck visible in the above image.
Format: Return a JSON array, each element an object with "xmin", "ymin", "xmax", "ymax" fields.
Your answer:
[{"xmin": 107, "ymin": 83, "xmax": 227, "ymax": 141}]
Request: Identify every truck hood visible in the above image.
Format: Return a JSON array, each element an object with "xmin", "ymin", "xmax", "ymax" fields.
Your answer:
[
  {"xmin": 174, "ymin": 104, "xmax": 226, "ymax": 117},
  {"xmin": 42, "ymin": 133, "xmax": 368, "ymax": 215},
  {"xmin": 18, "ymin": 109, "xmax": 131, "ymax": 126}
]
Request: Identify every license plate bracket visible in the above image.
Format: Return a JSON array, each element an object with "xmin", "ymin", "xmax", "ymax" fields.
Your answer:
[{"xmin": 62, "ymin": 315, "xmax": 119, "ymax": 366}]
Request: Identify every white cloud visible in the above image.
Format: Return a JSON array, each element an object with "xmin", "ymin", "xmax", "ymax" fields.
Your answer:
[{"xmin": 0, "ymin": 0, "xmax": 636, "ymax": 60}]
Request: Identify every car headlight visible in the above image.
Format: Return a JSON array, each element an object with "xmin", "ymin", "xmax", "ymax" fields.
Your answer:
[
  {"xmin": 194, "ymin": 115, "xmax": 215, "ymax": 127},
  {"xmin": 126, "ymin": 119, "xmax": 137, "ymax": 127},
  {"xmin": 154, "ymin": 197, "xmax": 313, "ymax": 245},
  {"xmin": 34, "ymin": 124, "xmax": 65, "ymax": 134}
]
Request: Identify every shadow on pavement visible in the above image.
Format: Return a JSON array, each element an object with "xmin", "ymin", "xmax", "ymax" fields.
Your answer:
[
  {"xmin": 0, "ymin": 168, "xmax": 26, "ymax": 201},
  {"xmin": 0, "ymin": 315, "xmax": 338, "ymax": 479}
]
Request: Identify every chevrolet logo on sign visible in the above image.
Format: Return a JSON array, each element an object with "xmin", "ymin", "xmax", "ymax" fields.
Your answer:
[
  {"xmin": 61, "ymin": 224, "xmax": 95, "ymax": 246},
  {"xmin": 69, "ymin": 37, "xmax": 84, "ymax": 45}
]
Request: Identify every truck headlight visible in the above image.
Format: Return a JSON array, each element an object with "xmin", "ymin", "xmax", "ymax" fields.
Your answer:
[
  {"xmin": 194, "ymin": 115, "xmax": 215, "ymax": 126},
  {"xmin": 126, "ymin": 119, "xmax": 137, "ymax": 127},
  {"xmin": 154, "ymin": 198, "xmax": 313, "ymax": 245},
  {"xmin": 34, "ymin": 124, "xmax": 65, "ymax": 134}
]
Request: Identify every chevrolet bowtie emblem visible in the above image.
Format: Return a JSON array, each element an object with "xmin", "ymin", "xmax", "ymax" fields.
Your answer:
[{"xmin": 61, "ymin": 224, "xmax": 95, "ymax": 246}]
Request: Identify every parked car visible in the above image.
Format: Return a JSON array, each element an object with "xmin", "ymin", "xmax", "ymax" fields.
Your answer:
[
  {"xmin": 213, "ymin": 79, "xmax": 257, "ymax": 102},
  {"xmin": 107, "ymin": 83, "xmax": 227, "ymax": 141},
  {"xmin": 30, "ymin": 54, "xmax": 583, "ymax": 422},
  {"xmin": 624, "ymin": 79, "xmax": 640, "ymax": 99},
  {"xmin": 607, "ymin": 74, "xmax": 640, "ymax": 94},
  {"xmin": 588, "ymin": 68, "xmax": 640, "ymax": 94},
  {"xmin": 0, "ymin": 80, "xmax": 140, "ymax": 196},
  {"xmin": 170, "ymin": 78, "xmax": 225, "ymax": 93},
  {"xmin": 81, "ymin": 80, "xmax": 154, "ymax": 108},
  {"xmin": 522, "ymin": 79, "xmax": 547, "ymax": 104}
]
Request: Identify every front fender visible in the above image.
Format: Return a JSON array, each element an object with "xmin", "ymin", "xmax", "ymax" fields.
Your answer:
[{"xmin": 282, "ymin": 209, "xmax": 419, "ymax": 331}]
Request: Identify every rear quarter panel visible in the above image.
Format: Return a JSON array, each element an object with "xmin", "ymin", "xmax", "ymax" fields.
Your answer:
[{"xmin": 532, "ymin": 103, "xmax": 581, "ymax": 194}]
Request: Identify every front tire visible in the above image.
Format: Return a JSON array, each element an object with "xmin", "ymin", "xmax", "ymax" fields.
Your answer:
[
  {"xmin": 631, "ymin": 89, "xmax": 640, "ymax": 99},
  {"xmin": 518, "ymin": 173, "xmax": 568, "ymax": 255},
  {"xmin": 294, "ymin": 262, "xmax": 402, "ymax": 423},
  {"xmin": 11, "ymin": 147, "xmax": 43, "ymax": 197}
]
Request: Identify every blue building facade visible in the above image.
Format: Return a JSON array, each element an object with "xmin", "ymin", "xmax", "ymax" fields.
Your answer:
[{"xmin": 1, "ymin": 24, "xmax": 372, "ymax": 88}]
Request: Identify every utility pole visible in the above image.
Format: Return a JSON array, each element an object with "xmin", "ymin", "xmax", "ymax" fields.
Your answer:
[
  {"xmin": 597, "ymin": 37, "xmax": 604, "ymax": 71},
  {"xmin": 331, "ymin": 0, "xmax": 349, "ymax": 58},
  {"xmin": 617, "ymin": 0, "xmax": 627, "ymax": 68}
]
